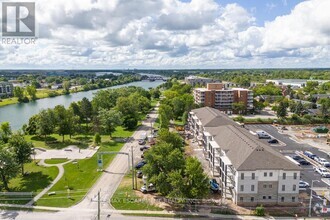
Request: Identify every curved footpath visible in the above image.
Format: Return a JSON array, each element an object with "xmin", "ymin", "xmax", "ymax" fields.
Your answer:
[{"xmin": 26, "ymin": 159, "xmax": 73, "ymax": 206}]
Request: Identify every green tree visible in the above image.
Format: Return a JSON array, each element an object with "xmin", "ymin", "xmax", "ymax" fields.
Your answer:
[
  {"xmin": 94, "ymin": 133, "xmax": 101, "ymax": 145},
  {"xmin": 183, "ymin": 157, "xmax": 209, "ymax": 199},
  {"xmin": 26, "ymin": 85, "xmax": 37, "ymax": 100},
  {"xmin": 276, "ymin": 101, "xmax": 288, "ymax": 118},
  {"xmin": 25, "ymin": 115, "xmax": 38, "ymax": 135},
  {"xmin": 157, "ymin": 129, "xmax": 184, "ymax": 151},
  {"xmin": 9, "ymin": 132, "xmax": 33, "ymax": 175},
  {"xmin": 80, "ymin": 97, "xmax": 93, "ymax": 127},
  {"xmin": 0, "ymin": 122, "xmax": 12, "ymax": 143},
  {"xmin": 13, "ymin": 87, "xmax": 25, "ymax": 102},
  {"xmin": 62, "ymin": 81, "xmax": 71, "ymax": 94},
  {"xmin": 232, "ymin": 102, "xmax": 247, "ymax": 115},
  {"xmin": 294, "ymin": 101, "xmax": 304, "ymax": 116},
  {"xmin": 98, "ymin": 109, "xmax": 122, "ymax": 137},
  {"xmin": 0, "ymin": 146, "xmax": 20, "ymax": 190},
  {"xmin": 36, "ymin": 109, "xmax": 56, "ymax": 138}
]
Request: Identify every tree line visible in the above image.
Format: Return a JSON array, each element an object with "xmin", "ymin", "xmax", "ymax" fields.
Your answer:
[
  {"xmin": 23, "ymin": 86, "xmax": 161, "ymax": 140},
  {"xmin": 0, "ymin": 123, "xmax": 33, "ymax": 190}
]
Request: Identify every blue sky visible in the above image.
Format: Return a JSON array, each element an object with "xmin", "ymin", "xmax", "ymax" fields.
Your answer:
[
  {"xmin": 0, "ymin": 0, "xmax": 329, "ymax": 69},
  {"xmin": 214, "ymin": 0, "xmax": 305, "ymax": 25}
]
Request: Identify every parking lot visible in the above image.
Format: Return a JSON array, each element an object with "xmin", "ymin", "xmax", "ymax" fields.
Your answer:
[{"xmin": 246, "ymin": 124, "xmax": 329, "ymax": 189}]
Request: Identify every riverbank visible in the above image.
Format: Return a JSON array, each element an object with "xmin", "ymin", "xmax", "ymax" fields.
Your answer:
[{"xmin": 0, "ymin": 79, "xmax": 140, "ymax": 108}]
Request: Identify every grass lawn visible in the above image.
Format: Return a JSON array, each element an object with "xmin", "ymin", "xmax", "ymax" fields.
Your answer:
[
  {"xmin": 111, "ymin": 175, "xmax": 162, "ymax": 211},
  {"xmin": 44, "ymin": 159, "xmax": 69, "ymax": 164},
  {"xmin": 0, "ymin": 162, "xmax": 59, "ymax": 205},
  {"xmin": 25, "ymin": 126, "xmax": 135, "ymax": 150},
  {"xmin": 35, "ymin": 141, "xmax": 124, "ymax": 207},
  {"xmin": 150, "ymin": 99, "xmax": 159, "ymax": 108},
  {"xmin": 0, "ymin": 97, "xmax": 18, "ymax": 107}
]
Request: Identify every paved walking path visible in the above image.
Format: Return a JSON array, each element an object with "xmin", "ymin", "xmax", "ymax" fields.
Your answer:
[{"xmin": 26, "ymin": 159, "xmax": 73, "ymax": 206}]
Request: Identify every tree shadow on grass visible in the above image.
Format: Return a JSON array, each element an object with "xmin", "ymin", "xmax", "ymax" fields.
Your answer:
[
  {"xmin": 11, "ymin": 171, "xmax": 53, "ymax": 193},
  {"xmin": 31, "ymin": 136, "xmax": 57, "ymax": 142}
]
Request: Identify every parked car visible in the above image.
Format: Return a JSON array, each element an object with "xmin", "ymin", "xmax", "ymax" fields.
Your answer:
[
  {"xmin": 315, "ymin": 157, "xmax": 330, "ymax": 167},
  {"xmin": 135, "ymin": 161, "xmax": 147, "ymax": 169},
  {"xmin": 258, "ymin": 133, "xmax": 271, "ymax": 139},
  {"xmin": 140, "ymin": 183, "xmax": 156, "ymax": 194},
  {"xmin": 292, "ymin": 155, "xmax": 303, "ymax": 161},
  {"xmin": 304, "ymin": 151, "xmax": 317, "ymax": 159},
  {"xmin": 298, "ymin": 159, "xmax": 311, "ymax": 165},
  {"xmin": 138, "ymin": 140, "xmax": 146, "ymax": 145},
  {"xmin": 210, "ymin": 179, "xmax": 220, "ymax": 193},
  {"xmin": 268, "ymin": 139, "xmax": 279, "ymax": 144},
  {"xmin": 314, "ymin": 167, "xmax": 330, "ymax": 177},
  {"xmin": 136, "ymin": 170, "xmax": 143, "ymax": 178},
  {"xmin": 299, "ymin": 180, "xmax": 310, "ymax": 188},
  {"xmin": 146, "ymin": 115, "xmax": 150, "ymax": 119},
  {"xmin": 140, "ymin": 146, "xmax": 150, "ymax": 151}
]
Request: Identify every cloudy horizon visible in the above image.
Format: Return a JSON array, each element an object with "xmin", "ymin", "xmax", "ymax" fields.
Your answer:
[{"xmin": 0, "ymin": 0, "xmax": 329, "ymax": 69}]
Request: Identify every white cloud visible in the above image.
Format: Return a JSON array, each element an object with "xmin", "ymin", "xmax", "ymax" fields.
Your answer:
[{"xmin": 0, "ymin": 0, "xmax": 329, "ymax": 68}]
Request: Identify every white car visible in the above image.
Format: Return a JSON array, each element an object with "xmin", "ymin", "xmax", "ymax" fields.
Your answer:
[
  {"xmin": 315, "ymin": 157, "xmax": 330, "ymax": 167},
  {"xmin": 299, "ymin": 180, "xmax": 310, "ymax": 189},
  {"xmin": 314, "ymin": 167, "xmax": 330, "ymax": 178}
]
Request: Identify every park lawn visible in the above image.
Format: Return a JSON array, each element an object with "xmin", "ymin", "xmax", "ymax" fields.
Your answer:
[
  {"xmin": 0, "ymin": 97, "xmax": 19, "ymax": 107},
  {"xmin": 150, "ymin": 99, "xmax": 159, "ymax": 108},
  {"xmin": 111, "ymin": 175, "xmax": 162, "ymax": 211},
  {"xmin": 44, "ymin": 159, "xmax": 69, "ymax": 164},
  {"xmin": 35, "ymin": 141, "xmax": 124, "ymax": 207},
  {"xmin": 1, "ymin": 162, "xmax": 59, "ymax": 205},
  {"xmin": 25, "ymin": 126, "xmax": 134, "ymax": 150}
]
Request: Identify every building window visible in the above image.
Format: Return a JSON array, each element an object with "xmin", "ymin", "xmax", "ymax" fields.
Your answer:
[
  {"xmin": 283, "ymin": 173, "xmax": 286, "ymax": 180},
  {"xmin": 269, "ymin": 172, "xmax": 273, "ymax": 177},
  {"xmin": 251, "ymin": 185, "xmax": 255, "ymax": 191},
  {"xmin": 241, "ymin": 173, "xmax": 244, "ymax": 180},
  {"xmin": 240, "ymin": 197, "xmax": 243, "ymax": 202},
  {"xmin": 264, "ymin": 172, "xmax": 267, "ymax": 177},
  {"xmin": 263, "ymin": 196, "xmax": 266, "ymax": 200},
  {"xmin": 293, "ymin": 184, "xmax": 296, "ymax": 191},
  {"xmin": 240, "ymin": 185, "xmax": 244, "ymax": 192},
  {"xmin": 281, "ymin": 197, "xmax": 285, "ymax": 202},
  {"xmin": 263, "ymin": 184, "xmax": 267, "ymax": 188},
  {"xmin": 282, "ymin": 185, "xmax": 285, "ymax": 191},
  {"xmin": 268, "ymin": 196, "xmax": 272, "ymax": 200},
  {"xmin": 269, "ymin": 184, "xmax": 272, "ymax": 188},
  {"xmin": 294, "ymin": 173, "xmax": 297, "ymax": 179},
  {"xmin": 251, "ymin": 197, "xmax": 254, "ymax": 202},
  {"xmin": 252, "ymin": 173, "xmax": 255, "ymax": 180},
  {"xmin": 292, "ymin": 197, "xmax": 296, "ymax": 202}
]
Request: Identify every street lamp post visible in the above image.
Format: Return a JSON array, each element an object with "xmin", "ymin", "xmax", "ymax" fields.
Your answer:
[{"xmin": 309, "ymin": 180, "xmax": 320, "ymax": 217}]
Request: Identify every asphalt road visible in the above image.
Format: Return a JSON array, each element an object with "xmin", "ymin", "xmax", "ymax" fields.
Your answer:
[{"xmin": 246, "ymin": 124, "xmax": 329, "ymax": 188}]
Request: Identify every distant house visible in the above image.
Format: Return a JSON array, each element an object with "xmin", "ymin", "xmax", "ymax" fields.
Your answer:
[
  {"xmin": 0, "ymin": 82, "xmax": 14, "ymax": 98},
  {"xmin": 51, "ymin": 84, "xmax": 63, "ymax": 90},
  {"xmin": 184, "ymin": 75, "xmax": 219, "ymax": 86}
]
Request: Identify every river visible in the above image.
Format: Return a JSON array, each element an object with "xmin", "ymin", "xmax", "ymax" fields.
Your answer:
[{"xmin": 0, "ymin": 80, "xmax": 164, "ymax": 130}]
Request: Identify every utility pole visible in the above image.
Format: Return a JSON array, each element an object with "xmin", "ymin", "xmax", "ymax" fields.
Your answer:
[
  {"xmin": 131, "ymin": 145, "xmax": 135, "ymax": 190},
  {"xmin": 97, "ymin": 190, "xmax": 101, "ymax": 220}
]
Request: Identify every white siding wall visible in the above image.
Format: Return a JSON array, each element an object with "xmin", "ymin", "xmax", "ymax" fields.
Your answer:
[
  {"xmin": 278, "ymin": 170, "xmax": 300, "ymax": 194},
  {"xmin": 237, "ymin": 171, "xmax": 259, "ymax": 194}
]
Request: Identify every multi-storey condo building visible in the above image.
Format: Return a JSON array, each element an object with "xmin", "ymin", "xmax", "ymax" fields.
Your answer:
[
  {"xmin": 193, "ymin": 83, "xmax": 254, "ymax": 113},
  {"xmin": 0, "ymin": 82, "xmax": 14, "ymax": 98},
  {"xmin": 184, "ymin": 75, "xmax": 219, "ymax": 86},
  {"xmin": 188, "ymin": 107, "xmax": 301, "ymax": 206}
]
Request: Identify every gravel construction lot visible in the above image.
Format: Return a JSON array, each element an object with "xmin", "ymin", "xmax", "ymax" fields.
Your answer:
[{"xmin": 246, "ymin": 124, "xmax": 329, "ymax": 189}]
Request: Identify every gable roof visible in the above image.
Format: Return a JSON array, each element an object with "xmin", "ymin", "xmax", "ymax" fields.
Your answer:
[{"xmin": 191, "ymin": 107, "xmax": 300, "ymax": 171}]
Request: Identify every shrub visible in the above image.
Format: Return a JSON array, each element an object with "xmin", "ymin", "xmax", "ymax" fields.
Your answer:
[{"xmin": 255, "ymin": 205, "xmax": 265, "ymax": 216}]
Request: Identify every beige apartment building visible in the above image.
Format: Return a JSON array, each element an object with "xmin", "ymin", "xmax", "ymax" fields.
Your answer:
[
  {"xmin": 193, "ymin": 83, "xmax": 253, "ymax": 113},
  {"xmin": 188, "ymin": 107, "xmax": 301, "ymax": 206}
]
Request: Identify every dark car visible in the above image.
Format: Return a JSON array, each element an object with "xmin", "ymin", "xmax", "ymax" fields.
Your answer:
[
  {"xmin": 135, "ymin": 161, "xmax": 147, "ymax": 169},
  {"xmin": 138, "ymin": 140, "xmax": 146, "ymax": 145},
  {"xmin": 268, "ymin": 139, "xmax": 279, "ymax": 144},
  {"xmin": 292, "ymin": 155, "xmax": 303, "ymax": 161},
  {"xmin": 140, "ymin": 146, "xmax": 150, "ymax": 151},
  {"xmin": 298, "ymin": 159, "xmax": 311, "ymax": 165},
  {"xmin": 304, "ymin": 151, "xmax": 317, "ymax": 159}
]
